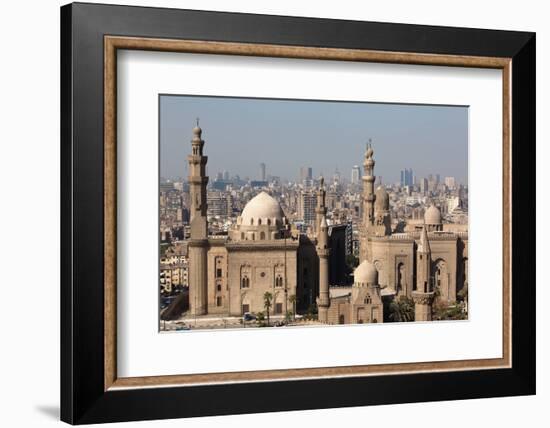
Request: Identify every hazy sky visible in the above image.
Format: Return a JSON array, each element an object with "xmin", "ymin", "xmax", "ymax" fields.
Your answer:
[{"xmin": 160, "ymin": 95, "xmax": 468, "ymax": 184}]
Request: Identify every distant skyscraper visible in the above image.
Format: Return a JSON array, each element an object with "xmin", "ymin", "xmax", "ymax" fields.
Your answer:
[
  {"xmin": 260, "ymin": 163, "xmax": 266, "ymax": 181},
  {"xmin": 420, "ymin": 178, "xmax": 429, "ymax": 194},
  {"xmin": 333, "ymin": 168, "xmax": 341, "ymax": 185},
  {"xmin": 300, "ymin": 166, "xmax": 313, "ymax": 187},
  {"xmin": 445, "ymin": 176, "xmax": 457, "ymax": 189},
  {"xmin": 351, "ymin": 165, "xmax": 361, "ymax": 185},
  {"xmin": 400, "ymin": 168, "xmax": 414, "ymax": 187},
  {"xmin": 298, "ymin": 190, "xmax": 317, "ymax": 225}
]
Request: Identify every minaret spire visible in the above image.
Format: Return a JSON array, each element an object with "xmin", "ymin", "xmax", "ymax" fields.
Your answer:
[
  {"xmin": 188, "ymin": 121, "xmax": 209, "ymax": 316},
  {"xmin": 413, "ymin": 225, "xmax": 435, "ymax": 321},
  {"xmin": 360, "ymin": 141, "xmax": 376, "ymax": 262},
  {"xmin": 418, "ymin": 224, "xmax": 431, "ymax": 253},
  {"xmin": 315, "ymin": 176, "xmax": 327, "ymax": 234}
]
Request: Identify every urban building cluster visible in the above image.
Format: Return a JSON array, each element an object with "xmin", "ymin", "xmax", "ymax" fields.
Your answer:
[{"xmin": 159, "ymin": 123, "xmax": 468, "ymax": 328}]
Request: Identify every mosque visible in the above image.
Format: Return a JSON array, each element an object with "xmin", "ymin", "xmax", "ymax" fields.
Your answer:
[{"xmin": 184, "ymin": 123, "xmax": 468, "ymax": 324}]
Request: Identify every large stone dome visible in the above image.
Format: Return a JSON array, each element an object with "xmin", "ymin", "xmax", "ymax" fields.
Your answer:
[
  {"xmin": 424, "ymin": 205, "xmax": 442, "ymax": 225},
  {"xmin": 353, "ymin": 260, "xmax": 378, "ymax": 285},
  {"xmin": 240, "ymin": 192, "xmax": 285, "ymax": 226}
]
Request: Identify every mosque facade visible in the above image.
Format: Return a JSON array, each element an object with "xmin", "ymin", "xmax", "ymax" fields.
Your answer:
[{"xmin": 184, "ymin": 125, "xmax": 468, "ymax": 324}]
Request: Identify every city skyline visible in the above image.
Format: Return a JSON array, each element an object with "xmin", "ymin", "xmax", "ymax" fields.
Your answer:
[
  {"xmin": 159, "ymin": 123, "xmax": 469, "ymax": 329},
  {"xmin": 160, "ymin": 95, "xmax": 468, "ymax": 184}
]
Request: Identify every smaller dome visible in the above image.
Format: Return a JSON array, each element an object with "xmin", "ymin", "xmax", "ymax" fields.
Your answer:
[
  {"xmin": 424, "ymin": 205, "xmax": 442, "ymax": 225},
  {"xmin": 354, "ymin": 260, "xmax": 378, "ymax": 285},
  {"xmin": 192, "ymin": 125, "xmax": 202, "ymax": 137},
  {"xmin": 375, "ymin": 186, "xmax": 389, "ymax": 211}
]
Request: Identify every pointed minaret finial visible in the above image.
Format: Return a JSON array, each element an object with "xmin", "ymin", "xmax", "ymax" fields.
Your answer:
[
  {"xmin": 365, "ymin": 140, "xmax": 374, "ymax": 161},
  {"xmin": 419, "ymin": 224, "xmax": 431, "ymax": 253},
  {"xmin": 196, "ymin": 117, "xmax": 200, "ymax": 127}
]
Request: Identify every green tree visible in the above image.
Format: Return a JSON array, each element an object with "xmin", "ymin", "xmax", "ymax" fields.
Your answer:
[
  {"xmin": 432, "ymin": 301, "xmax": 467, "ymax": 321},
  {"xmin": 388, "ymin": 296, "xmax": 415, "ymax": 322},
  {"xmin": 285, "ymin": 311, "xmax": 293, "ymax": 323},
  {"xmin": 256, "ymin": 311, "xmax": 266, "ymax": 327},
  {"xmin": 288, "ymin": 294, "xmax": 297, "ymax": 321},
  {"xmin": 263, "ymin": 292, "xmax": 273, "ymax": 326},
  {"xmin": 305, "ymin": 303, "xmax": 318, "ymax": 321}
]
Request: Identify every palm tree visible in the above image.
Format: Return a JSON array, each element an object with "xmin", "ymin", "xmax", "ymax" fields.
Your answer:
[
  {"xmin": 388, "ymin": 296, "xmax": 415, "ymax": 322},
  {"xmin": 288, "ymin": 294, "xmax": 296, "ymax": 321},
  {"xmin": 263, "ymin": 292, "xmax": 273, "ymax": 326}
]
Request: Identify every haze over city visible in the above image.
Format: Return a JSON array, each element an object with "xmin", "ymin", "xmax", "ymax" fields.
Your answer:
[{"xmin": 160, "ymin": 95, "xmax": 468, "ymax": 184}]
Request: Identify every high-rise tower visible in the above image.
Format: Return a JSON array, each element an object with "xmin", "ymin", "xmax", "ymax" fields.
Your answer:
[{"xmin": 188, "ymin": 120, "xmax": 209, "ymax": 316}]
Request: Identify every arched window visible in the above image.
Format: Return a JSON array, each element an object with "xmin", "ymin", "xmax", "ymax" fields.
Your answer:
[
  {"xmin": 258, "ymin": 218, "xmax": 262, "ymax": 225},
  {"xmin": 241, "ymin": 232, "xmax": 245, "ymax": 240},
  {"xmin": 251, "ymin": 233, "xmax": 255, "ymax": 241},
  {"xmin": 241, "ymin": 276, "xmax": 250, "ymax": 289},
  {"xmin": 250, "ymin": 218, "xmax": 254, "ymax": 225},
  {"xmin": 260, "ymin": 231, "xmax": 266, "ymax": 240},
  {"xmin": 432, "ymin": 259, "xmax": 449, "ymax": 301},
  {"xmin": 267, "ymin": 219, "xmax": 271, "ymax": 226}
]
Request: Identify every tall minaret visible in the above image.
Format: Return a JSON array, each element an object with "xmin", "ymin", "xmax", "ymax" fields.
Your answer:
[
  {"xmin": 317, "ymin": 214, "xmax": 330, "ymax": 323},
  {"xmin": 315, "ymin": 176, "xmax": 327, "ymax": 234},
  {"xmin": 412, "ymin": 226, "xmax": 435, "ymax": 321},
  {"xmin": 188, "ymin": 119, "xmax": 209, "ymax": 316},
  {"xmin": 363, "ymin": 143, "xmax": 375, "ymax": 228},
  {"xmin": 360, "ymin": 142, "xmax": 375, "ymax": 262}
]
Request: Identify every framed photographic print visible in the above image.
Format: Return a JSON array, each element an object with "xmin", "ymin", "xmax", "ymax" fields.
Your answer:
[{"xmin": 60, "ymin": 2, "xmax": 536, "ymax": 424}]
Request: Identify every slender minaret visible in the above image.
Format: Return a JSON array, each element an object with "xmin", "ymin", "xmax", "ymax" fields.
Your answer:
[
  {"xmin": 188, "ymin": 119, "xmax": 209, "ymax": 316},
  {"xmin": 360, "ymin": 142, "xmax": 375, "ymax": 262},
  {"xmin": 362, "ymin": 143, "xmax": 375, "ymax": 228},
  {"xmin": 315, "ymin": 176, "xmax": 327, "ymax": 234},
  {"xmin": 317, "ymin": 214, "xmax": 330, "ymax": 323},
  {"xmin": 412, "ymin": 226, "xmax": 435, "ymax": 321}
]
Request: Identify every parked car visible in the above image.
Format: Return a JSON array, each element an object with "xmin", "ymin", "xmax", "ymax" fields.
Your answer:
[{"xmin": 243, "ymin": 312, "xmax": 256, "ymax": 321}]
